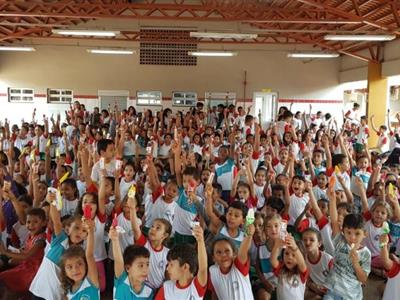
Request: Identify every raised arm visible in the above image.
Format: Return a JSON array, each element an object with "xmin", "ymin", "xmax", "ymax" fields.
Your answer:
[
  {"xmin": 328, "ymin": 179, "xmax": 340, "ymax": 237},
  {"xmin": 237, "ymin": 224, "xmax": 255, "ymax": 264},
  {"xmin": 48, "ymin": 192, "xmax": 63, "ymax": 236},
  {"xmin": 172, "ymin": 141, "xmax": 182, "ymax": 187},
  {"xmin": 379, "ymin": 234, "xmax": 393, "ymax": 271},
  {"xmin": 97, "ymin": 169, "xmax": 107, "ymax": 216},
  {"xmin": 204, "ymin": 181, "xmax": 222, "ymax": 234},
  {"xmin": 128, "ymin": 196, "xmax": 142, "ymax": 240},
  {"xmin": 84, "ymin": 219, "xmax": 99, "ymax": 288},
  {"xmin": 110, "ymin": 227, "xmax": 124, "ymax": 278},
  {"xmin": 192, "ymin": 225, "xmax": 207, "ymax": 287}
]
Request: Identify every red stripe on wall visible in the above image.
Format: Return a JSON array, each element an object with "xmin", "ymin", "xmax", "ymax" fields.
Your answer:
[
  {"xmin": 278, "ymin": 99, "xmax": 342, "ymax": 104},
  {"xmin": 74, "ymin": 95, "xmax": 98, "ymax": 99},
  {"xmin": 34, "ymin": 94, "xmax": 46, "ymax": 97},
  {"xmin": 0, "ymin": 93, "xmax": 7, "ymax": 97}
]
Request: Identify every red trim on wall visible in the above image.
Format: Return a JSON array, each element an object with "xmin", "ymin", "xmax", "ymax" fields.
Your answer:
[
  {"xmin": 34, "ymin": 94, "xmax": 46, "ymax": 98},
  {"xmin": 74, "ymin": 95, "xmax": 98, "ymax": 99},
  {"xmin": 278, "ymin": 99, "xmax": 342, "ymax": 104},
  {"xmin": 0, "ymin": 93, "xmax": 7, "ymax": 97}
]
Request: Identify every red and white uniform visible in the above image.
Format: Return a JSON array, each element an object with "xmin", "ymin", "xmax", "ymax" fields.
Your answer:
[
  {"xmin": 356, "ymin": 125, "xmax": 369, "ymax": 144},
  {"xmin": 156, "ymin": 277, "xmax": 206, "ymax": 300},
  {"xmin": 363, "ymin": 212, "xmax": 385, "ymax": 257},
  {"xmin": 305, "ymin": 251, "xmax": 333, "ymax": 289},
  {"xmin": 208, "ymin": 258, "xmax": 254, "ymax": 300},
  {"xmin": 383, "ymin": 262, "xmax": 400, "ymax": 300},
  {"xmin": 273, "ymin": 262, "xmax": 308, "ymax": 300},
  {"xmin": 136, "ymin": 234, "xmax": 169, "ymax": 289},
  {"xmin": 377, "ymin": 132, "xmax": 389, "ymax": 153},
  {"xmin": 144, "ymin": 186, "xmax": 176, "ymax": 228},
  {"xmin": 288, "ymin": 193, "xmax": 309, "ymax": 225}
]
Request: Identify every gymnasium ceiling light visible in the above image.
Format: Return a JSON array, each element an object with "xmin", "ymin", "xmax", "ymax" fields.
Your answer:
[
  {"xmin": 52, "ymin": 29, "xmax": 119, "ymax": 37},
  {"xmin": 324, "ymin": 34, "xmax": 396, "ymax": 41},
  {"xmin": 190, "ymin": 32, "xmax": 257, "ymax": 39},
  {"xmin": 87, "ymin": 49, "xmax": 134, "ymax": 55},
  {"xmin": 188, "ymin": 51, "xmax": 237, "ymax": 57},
  {"xmin": 0, "ymin": 46, "xmax": 35, "ymax": 51},
  {"xmin": 287, "ymin": 52, "xmax": 339, "ymax": 58}
]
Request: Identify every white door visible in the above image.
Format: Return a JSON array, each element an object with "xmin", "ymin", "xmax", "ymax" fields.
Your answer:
[
  {"xmin": 98, "ymin": 90, "xmax": 129, "ymax": 111},
  {"xmin": 253, "ymin": 92, "xmax": 278, "ymax": 127}
]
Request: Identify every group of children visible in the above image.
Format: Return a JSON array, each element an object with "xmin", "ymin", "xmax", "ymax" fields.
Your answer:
[{"xmin": 0, "ymin": 100, "xmax": 399, "ymax": 300}]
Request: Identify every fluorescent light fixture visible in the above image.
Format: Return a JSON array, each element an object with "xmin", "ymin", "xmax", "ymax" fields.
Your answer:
[
  {"xmin": 53, "ymin": 29, "xmax": 119, "ymax": 37},
  {"xmin": 190, "ymin": 32, "xmax": 257, "ymax": 39},
  {"xmin": 188, "ymin": 51, "xmax": 237, "ymax": 57},
  {"xmin": 324, "ymin": 34, "xmax": 396, "ymax": 41},
  {"xmin": 287, "ymin": 52, "xmax": 339, "ymax": 58},
  {"xmin": 0, "ymin": 46, "xmax": 35, "ymax": 51},
  {"xmin": 87, "ymin": 49, "xmax": 134, "ymax": 55}
]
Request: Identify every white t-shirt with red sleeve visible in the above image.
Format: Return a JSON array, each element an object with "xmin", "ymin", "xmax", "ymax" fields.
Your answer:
[
  {"xmin": 383, "ymin": 262, "xmax": 400, "ymax": 300},
  {"xmin": 273, "ymin": 262, "xmax": 308, "ymax": 300},
  {"xmin": 155, "ymin": 277, "xmax": 206, "ymax": 300},
  {"xmin": 208, "ymin": 257, "xmax": 254, "ymax": 300}
]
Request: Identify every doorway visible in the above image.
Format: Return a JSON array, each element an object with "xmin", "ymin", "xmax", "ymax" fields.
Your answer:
[
  {"xmin": 98, "ymin": 90, "xmax": 129, "ymax": 111},
  {"xmin": 253, "ymin": 92, "xmax": 278, "ymax": 126}
]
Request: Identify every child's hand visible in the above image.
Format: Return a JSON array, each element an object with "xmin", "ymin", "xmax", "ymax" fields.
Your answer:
[
  {"xmin": 304, "ymin": 181, "xmax": 312, "ymax": 193},
  {"xmin": 246, "ymin": 224, "xmax": 255, "ymax": 237},
  {"xmin": 379, "ymin": 234, "xmax": 389, "ymax": 246},
  {"xmin": 337, "ymin": 174, "xmax": 345, "ymax": 186},
  {"xmin": 354, "ymin": 176, "xmax": 364, "ymax": 189},
  {"xmin": 349, "ymin": 244, "xmax": 360, "ymax": 265},
  {"xmin": 46, "ymin": 191, "xmax": 56, "ymax": 203},
  {"xmin": 109, "ymin": 226, "xmax": 119, "ymax": 241},
  {"xmin": 285, "ymin": 234, "xmax": 298, "ymax": 250},
  {"xmin": 192, "ymin": 225, "xmax": 204, "ymax": 242},
  {"xmin": 83, "ymin": 218, "xmax": 95, "ymax": 233},
  {"xmin": 127, "ymin": 196, "xmax": 137, "ymax": 209}
]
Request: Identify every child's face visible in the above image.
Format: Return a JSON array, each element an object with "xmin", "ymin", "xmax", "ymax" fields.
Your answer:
[
  {"xmin": 127, "ymin": 257, "xmax": 150, "ymax": 283},
  {"xmin": 357, "ymin": 158, "xmax": 369, "ymax": 169},
  {"xmin": 212, "ymin": 189, "xmax": 221, "ymax": 201},
  {"xmin": 292, "ymin": 178, "xmax": 305, "ymax": 195},
  {"xmin": 265, "ymin": 219, "xmax": 280, "ymax": 239},
  {"xmin": 26, "ymin": 215, "xmax": 45, "ymax": 234},
  {"xmin": 283, "ymin": 248, "xmax": 298, "ymax": 270},
  {"xmin": 272, "ymin": 189, "xmax": 284, "ymax": 200},
  {"xmin": 64, "ymin": 256, "xmax": 86, "ymax": 284},
  {"xmin": 255, "ymin": 170, "xmax": 266, "ymax": 185},
  {"xmin": 61, "ymin": 183, "xmax": 75, "ymax": 200},
  {"xmin": 317, "ymin": 174, "xmax": 328, "ymax": 188},
  {"xmin": 343, "ymin": 227, "xmax": 366, "ymax": 246},
  {"xmin": 254, "ymin": 217, "xmax": 264, "ymax": 237},
  {"xmin": 201, "ymin": 170, "xmax": 211, "ymax": 185},
  {"xmin": 302, "ymin": 231, "xmax": 320, "ymax": 253},
  {"xmin": 279, "ymin": 150, "xmax": 289, "ymax": 161},
  {"xmin": 317, "ymin": 200, "xmax": 329, "ymax": 216},
  {"xmin": 265, "ymin": 206, "xmax": 279, "ymax": 217},
  {"xmin": 313, "ymin": 152, "xmax": 323, "ymax": 165},
  {"xmin": 68, "ymin": 220, "xmax": 87, "ymax": 244},
  {"xmin": 372, "ymin": 205, "xmax": 388, "ymax": 225},
  {"xmin": 212, "ymin": 240, "xmax": 234, "ymax": 270},
  {"xmin": 148, "ymin": 220, "xmax": 168, "ymax": 242},
  {"xmin": 77, "ymin": 167, "xmax": 85, "ymax": 181},
  {"xmin": 124, "ymin": 165, "xmax": 135, "ymax": 180},
  {"xmin": 103, "ymin": 144, "xmax": 115, "ymax": 160},
  {"xmin": 237, "ymin": 186, "xmax": 250, "ymax": 200},
  {"xmin": 340, "ymin": 157, "xmax": 350, "ymax": 172},
  {"xmin": 82, "ymin": 194, "xmax": 97, "ymax": 219},
  {"xmin": 104, "ymin": 179, "xmax": 113, "ymax": 196},
  {"xmin": 182, "ymin": 174, "xmax": 197, "ymax": 193},
  {"xmin": 226, "ymin": 207, "xmax": 244, "ymax": 229},
  {"xmin": 165, "ymin": 183, "xmax": 178, "ymax": 200},
  {"xmin": 335, "ymin": 190, "xmax": 346, "ymax": 203},
  {"xmin": 167, "ymin": 259, "xmax": 188, "ymax": 281}
]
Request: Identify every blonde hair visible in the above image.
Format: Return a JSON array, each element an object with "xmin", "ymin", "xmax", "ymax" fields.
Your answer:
[{"xmin": 371, "ymin": 201, "xmax": 392, "ymax": 220}]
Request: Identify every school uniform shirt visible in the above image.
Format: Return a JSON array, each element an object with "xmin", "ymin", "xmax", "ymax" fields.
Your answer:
[
  {"xmin": 209, "ymin": 257, "xmax": 254, "ymax": 300},
  {"xmin": 61, "ymin": 198, "xmax": 79, "ymax": 218},
  {"xmin": 29, "ymin": 231, "xmax": 71, "ymax": 300},
  {"xmin": 123, "ymin": 139, "xmax": 136, "ymax": 157},
  {"xmin": 288, "ymin": 193, "xmax": 309, "ymax": 225},
  {"xmin": 317, "ymin": 216, "xmax": 335, "ymax": 257},
  {"xmin": 326, "ymin": 168, "xmax": 351, "ymax": 192},
  {"xmin": 356, "ymin": 125, "xmax": 369, "ymax": 144},
  {"xmin": 215, "ymin": 158, "xmax": 236, "ymax": 191},
  {"xmin": 363, "ymin": 212, "xmax": 385, "ymax": 257},
  {"xmin": 114, "ymin": 271, "xmax": 154, "ymax": 300},
  {"xmin": 93, "ymin": 215, "xmax": 107, "ymax": 261},
  {"xmin": 258, "ymin": 244, "xmax": 278, "ymax": 286},
  {"xmin": 32, "ymin": 134, "xmax": 48, "ymax": 153},
  {"xmin": 312, "ymin": 186, "xmax": 327, "ymax": 201},
  {"xmin": 305, "ymin": 251, "xmax": 333, "ymax": 289},
  {"xmin": 172, "ymin": 187, "xmax": 200, "ymax": 236},
  {"xmin": 120, "ymin": 178, "xmax": 136, "ymax": 200},
  {"xmin": 273, "ymin": 262, "xmax": 308, "ymax": 300},
  {"xmin": 156, "ymin": 277, "xmax": 206, "ymax": 300},
  {"xmin": 108, "ymin": 213, "xmax": 142, "ymax": 260},
  {"xmin": 325, "ymin": 233, "xmax": 371, "ymax": 300},
  {"xmin": 377, "ymin": 132, "xmax": 389, "ymax": 153},
  {"xmin": 158, "ymin": 143, "xmax": 171, "ymax": 158},
  {"xmin": 76, "ymin": 180, "xmax": 86, "ymax": 199},
  {"xmin": 382, "ymin": 262, "xmax": 400, "ymax": 300},
  {"xmin": 272, "ymin": 159, "xmax": 286, "ymax": 175},
  {"xmin": 90, "ymin": 158, "xmax": 116, "ymax": 183},
  {"xmin": 67, "ymin": 277, "xmax": 100, "ymax": 300},
  {"xmin": 215, "ymin": 225, "xmax": 245, "ymax": 249},
  {"xmin": 11, "ymin": 221, "xmax": 29, "ymax": 247},
  {"xmin": 254, "ymin": 183, "xmax": 266, "ymax": 209},
  {"xmin": 144, "ymin": 186, "xmax": 176, "ymax": 229},
  {"xmin": 350, "ymin": 167, "xmax": 371, "ymax": 197},
  {"xmin": 14, "ymin": 136, "xmax": 32, "ymax": 151},
  {"xmin": 136, "ymin": 234, "xmax": 169, "ymax": 289}
]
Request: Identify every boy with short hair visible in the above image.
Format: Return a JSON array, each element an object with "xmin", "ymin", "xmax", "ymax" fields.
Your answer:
[
  {"xmin": 111, "ymin": 228, "xmax": 154, "ymax": 299},
  {"xmin": 90, "ymin": 138, "xmax": 116, "ymax": 183},
  {"xmin": 155, "ymin": 226, "xmax": 207, "ymax": 300},
  {"xmin": 324, "ymin": 212, "xmax": 371, "ymax": 300}
]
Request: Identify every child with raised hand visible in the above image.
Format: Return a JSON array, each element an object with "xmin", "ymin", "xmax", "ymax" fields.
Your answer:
[
  {"xmin": 129, "ymin": 194, "xmax": 171, "ymax": 289},
  {"xmin": 0, "ymin": 208, "xmax": 46, "ymax": 296},
  {"xmin": 59, "ymin": 218, "xmax": 99, "ymax": 299},
  {"xmin": 155, "ymin": 225, "xmax": 207, "ymax": 300},
  {"xmin": 323, "ymin": 198, "xmax": 371, "ymax": 300},
  {"xmin": 302, "ymin": 228, "xmax": 333, "ymax": 299},
  {"xmin": 205, "ymin": 179, "xmax": 247, "ymax": 249},
  {"xmin": 379, "ymin": 233, "xmax": 400, "ymax": 300},
  {"xmin": 357, "ymin": 177, "xmax": 400, "ymax": 275},
  {"xmin": 271, "ymin": 233, "xmax": 308, "ymax": 300},
  {"xmin": 208, "ymin": 224, "xmax": 256, "ymax": 300},
  {"xmin": 29, "ymin": 190, "xmax": 87, "ymax": 300},
  {"xmin": 119, "ymin": 161, "xmax": 136, "ymax": 200},
  {"xmin": 171, "ymin": 141, "xmax": 203, "ymax": 245},
  {"xmin": 143, "ymin": 156, "xmax": 178, "ymax": 235},
  {"xmin": 110, "ymin": 226, "xmax": 154, "ymax": 300},
  {"xmin": 230, "ymin": 162, "xmax": 258, "ymax": 208}
]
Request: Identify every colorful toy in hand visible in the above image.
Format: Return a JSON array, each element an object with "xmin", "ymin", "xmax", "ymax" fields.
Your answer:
[
  {"xmin": 245, "ymin": 208, "xmax": 255, "ymax": 236},
  {"xmin": 128, "ymin": 185, "xmax": 136, "ymax": 198},
  {"xmin": 112, "ymin": 213, "xmax": 126, "ymax": 234},
  {"xmin": 83, "ymin": 204, "xmax": 92, "ymax": 220}
]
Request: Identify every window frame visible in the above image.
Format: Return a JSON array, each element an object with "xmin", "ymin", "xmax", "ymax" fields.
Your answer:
[
  {"xmin": 172, "ymin": 91, "xmax": 198, "ymax": 107},
  {"xmin": 136, "ymin": 91, "xmax": 162, "ymax": 106},
  {"xmin": 8, "ymin": 87, "xmax": 34, "ymax": 103},
  {"xmin": 47, "ymin": 88, "xmax": 73, "ymax": 104}
]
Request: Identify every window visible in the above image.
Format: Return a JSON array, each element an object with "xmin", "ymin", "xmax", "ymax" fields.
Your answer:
[
  {"xmin": 205, "ymin": 92, "xmax": 236, "ymax": 107},
  {"xmin": 172, "ymin": 91, "xmax": 197, "ymax": 107},
  {"xmin": 136, "ymin": 91, "xmax": 162, "ymax": 106},
  {"xmin": 47, "ymin": 88, "xmax": 73, "ymax": 103},
  {"xmin": 8, "ymin": 88, "xmax": 34, "ymax": 102}
]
